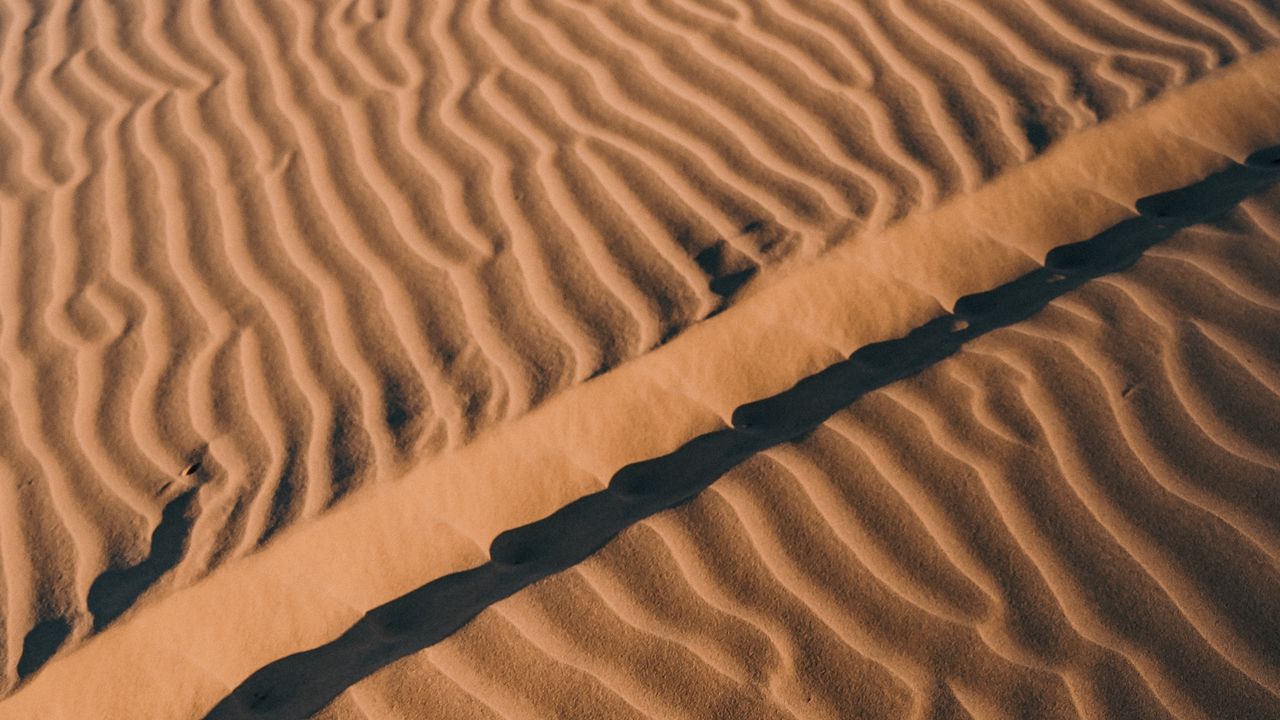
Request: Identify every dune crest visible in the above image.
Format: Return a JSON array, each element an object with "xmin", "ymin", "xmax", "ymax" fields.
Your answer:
[
  {"xmin": 210, "ymin": 157, "xmax": 1280, "ymax": 719},
  {"xmin": 323, "ymin": 179, "xmax": 1280, "ymax": 717},
  {"xmin": 1, "ymin": 20, "xmax": 1279, "ymax": 714}
]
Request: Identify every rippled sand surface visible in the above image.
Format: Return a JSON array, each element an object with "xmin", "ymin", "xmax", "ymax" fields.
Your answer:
[{"xmin": 1, "ymin": 1, "xmax": 1279, "ymax": 717}]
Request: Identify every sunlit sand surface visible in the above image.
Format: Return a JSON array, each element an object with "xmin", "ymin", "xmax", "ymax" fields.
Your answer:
[{"xmin": 1, "ymin": 1, "xmax": 1278, "ymax": 718}]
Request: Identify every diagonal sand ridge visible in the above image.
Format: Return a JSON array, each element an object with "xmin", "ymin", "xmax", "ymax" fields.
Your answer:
[
  {"xmin": 208, "ymin": 150, "xmax": 1280, "ymax": 719},
  {"xmin": 2, "ymin": 36, "xmax": 1279, "ymax": 718},
  {"xmin": 319, "ymin": 182, "xmax": 1280, "ymax": 716}
]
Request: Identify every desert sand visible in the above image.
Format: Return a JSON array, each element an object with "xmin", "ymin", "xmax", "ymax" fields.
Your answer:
[
  {"xmin": 1, "ymin": 1, "xmax": 1278, "ymax": 718},
  {"xmin": 308, "ymin": 181, "xmax": 1280, "ymax": 720}
]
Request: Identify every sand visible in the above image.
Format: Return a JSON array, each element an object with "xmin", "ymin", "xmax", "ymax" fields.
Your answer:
[
  {"xmin": 307, "ymin": 182, "xmax": 1280, "ymax": 720},
  {"xmin": 1, "ymin": 1, "xmax": 1278, "ymax": 718}
]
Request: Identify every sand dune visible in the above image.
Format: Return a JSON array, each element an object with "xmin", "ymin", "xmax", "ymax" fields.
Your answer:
[
  {"xmin": 4, "ymin": 42, "xmax": 1279, "ymax": 717},
  {"xmin": 311, "ymin": 183, "xmax": 1280, "ymax": 720},
  {"xmin": 1, "ymin": 0, "xmax": 1279, "ymax": 716}
]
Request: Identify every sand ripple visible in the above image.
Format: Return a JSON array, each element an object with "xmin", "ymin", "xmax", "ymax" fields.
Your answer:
[
  {"xmin": 0, "ymin": 0, "xmax": 1278, "ymax": 696},
  {"xmin": 316, "ymin": 187, "xmax": 1280, "ymax": 719}
]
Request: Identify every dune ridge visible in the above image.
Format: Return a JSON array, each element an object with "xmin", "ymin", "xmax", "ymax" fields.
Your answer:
[
  {"xmin": 0, "ymin": 5, "xmax": 1276, "ymax": 669},
  {"xmin": 206, "ymin": 154, "xmax": 1280, "ymax": 719},
  {"xmin": 311, "ymin": 182, "xmax": 1280, "ymax": 720},
  {"xmin": 2, "ymin": 37, "xmax": 1279, "ymax": 718}
]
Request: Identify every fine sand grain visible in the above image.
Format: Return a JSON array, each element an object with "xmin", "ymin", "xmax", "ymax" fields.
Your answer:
[
  {"xmin": 314, "ymin": 182, "xmax": 1280, "ymax": 720},
  {"xmin": 1, "ymin": 1, "xmax": 1279, "ymax": 718}
]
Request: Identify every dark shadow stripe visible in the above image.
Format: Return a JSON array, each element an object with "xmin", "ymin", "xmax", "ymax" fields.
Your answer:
[
  {"xmin": 205, "ymin": 147, "xmax": 1280, "ymax": 720},
  {"xmin": 87, "ymin": 487, "xmax": 199, "ymax": 631},
  {"xmin": 16, "ymin": 618, "xmax": 72, "ymax": 681}
]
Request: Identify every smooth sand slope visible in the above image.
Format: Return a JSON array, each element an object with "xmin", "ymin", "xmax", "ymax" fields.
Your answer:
[
  {"xmin": 313, "ymin": 182, "xmax": 1280, "ymax": 720},
  {"xmin": 1, "ymin": 0, "xmax": 1279, "ymax": 716}
]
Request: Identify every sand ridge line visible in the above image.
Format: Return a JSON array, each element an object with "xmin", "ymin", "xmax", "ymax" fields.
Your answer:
[
  {"xmin": 313, "ymin": 180, "xmax": 1280, "ymax": 720},
  {"xmin": 328, "ymin": 220, "xmax": 1280, "ymax": 717},
  {"xmin": 2, "ymin": 22, "xmax": 1280, "ymax": 717},
  {"xmin": 3, "ymin": 0, "xmax": 1280, "ymax": 692},
  {"xmin": 204, "ymin": 149, "xmax": 1280, "ymax": 719}
]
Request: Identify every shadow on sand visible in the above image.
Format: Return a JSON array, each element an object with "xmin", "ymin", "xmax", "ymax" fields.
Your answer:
[{"xmin": 206, "ymin": 146, "xmax": 1280, "ymax": 720}]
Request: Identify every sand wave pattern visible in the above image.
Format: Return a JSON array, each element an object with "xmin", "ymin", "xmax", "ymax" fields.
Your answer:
[
  {"xmin": 308, "ymin": 182, "xmax": 1280, "ymax": 719},
  {"xmin": 1, "ymin": 0, "xmax": 1278, "ymax": 692}
]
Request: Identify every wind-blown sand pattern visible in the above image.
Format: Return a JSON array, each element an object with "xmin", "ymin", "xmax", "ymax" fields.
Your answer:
[
  {"xmin": 1, "ymin": 0, "xmax": 1280, "ymax": 716},
  {"xmin": 313, "ymin": 184, "xmax": 1280, "ymax": 720}
]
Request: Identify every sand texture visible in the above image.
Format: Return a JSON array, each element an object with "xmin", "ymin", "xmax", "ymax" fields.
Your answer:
[
  {"xmin": 314, "ymin": 184, "xmax": 1280, "ymax": 720},
  {"xmin": 1, "ymin": 0, "xmax": 1279, "ymax": 718}
]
